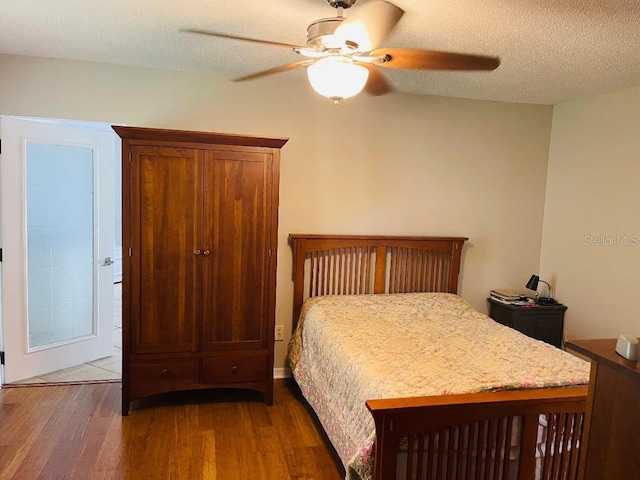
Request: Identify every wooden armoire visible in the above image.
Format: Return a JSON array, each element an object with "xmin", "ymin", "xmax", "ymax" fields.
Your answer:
[{"xmin": 113, "ymin": 126, "xmax": 288, "ymax": 415}]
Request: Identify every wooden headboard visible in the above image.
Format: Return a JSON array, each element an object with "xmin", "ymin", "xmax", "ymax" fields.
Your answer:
[{"xmin": 289, "ymin": 234, "xmax": 468, "ymax": 328}]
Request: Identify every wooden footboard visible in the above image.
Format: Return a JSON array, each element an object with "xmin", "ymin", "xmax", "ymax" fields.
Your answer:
[{"xmin": 367, "ymin": 386, "xmax": 588, "ymax": 480}]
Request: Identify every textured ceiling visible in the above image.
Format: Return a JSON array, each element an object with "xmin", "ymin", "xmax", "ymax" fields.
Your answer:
[{"xmin": 1, "ymin": 0, "xmax": 639, "ymax": 104}]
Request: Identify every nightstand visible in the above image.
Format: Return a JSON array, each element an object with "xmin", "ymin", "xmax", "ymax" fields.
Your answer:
[{"xmin": 487, "ymin": 297, "xmax": 567, "ymax": 348}]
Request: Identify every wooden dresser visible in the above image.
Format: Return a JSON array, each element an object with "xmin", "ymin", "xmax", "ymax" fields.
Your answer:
[
  {"xmin": 114, "ymin": 126, "xmax": 288, "ymax": 415},
  {"xmin": 566, "ymin": 338, "xmax": 640, "ymax": 480}
]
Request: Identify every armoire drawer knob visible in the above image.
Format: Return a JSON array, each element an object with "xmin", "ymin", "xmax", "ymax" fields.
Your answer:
[{"xmin": 231, "ymin": 365, "xmax": 238, "ymax": 374}]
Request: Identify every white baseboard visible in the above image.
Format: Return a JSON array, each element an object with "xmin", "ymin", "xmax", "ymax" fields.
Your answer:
[{"xmin": 274, "ymin": 367, "xmax": 291, "ymax": 379}]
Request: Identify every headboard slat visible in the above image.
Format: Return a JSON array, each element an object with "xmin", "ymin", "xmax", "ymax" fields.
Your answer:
[
  {"xmin": 290, "ymin": 234, "xmax": 468, "ymax": 328},
  {"xmin": 386, "ymin": 247, "xmax": 452, "ymax": 294},
  {"xmin": 336, "ymin": 248, "xmax": 343, "ymax": 295}
]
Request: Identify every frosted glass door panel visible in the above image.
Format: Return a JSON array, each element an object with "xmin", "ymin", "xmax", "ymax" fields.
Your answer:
[{"xmin": 26, "ymin": 143, "xmax": 95, "ymax": 349}]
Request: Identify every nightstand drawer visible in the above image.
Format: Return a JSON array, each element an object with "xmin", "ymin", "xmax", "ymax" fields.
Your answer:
[{"xmin": 512, "ymin": 315, "xmax": 564, "ymax": 337}]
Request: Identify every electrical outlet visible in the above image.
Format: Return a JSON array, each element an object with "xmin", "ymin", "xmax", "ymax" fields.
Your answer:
[{"xmin": 275, "ymin": 325, "xmax": 284, "ymax": 341}]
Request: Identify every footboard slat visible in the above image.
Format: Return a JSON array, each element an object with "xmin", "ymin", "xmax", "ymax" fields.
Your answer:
[
  {"xmin": 367, "ymin": 387, "xmax": 587, "ymax": 480},
  {"xmin": 493, "ymin": 417, "xmax": 506, "ymax": 480},
  {"xmin": 501, "ymin": 417, "xmax": 515, "ymax": 480},
  {"xmin": 427, "ymin": 431, "xmax": 436, "ymax": 478},
  {"xmin": 436, "ymin": 429, "xmax": 445, "ymax": 480},
  {"xmin": 465, "ymin": 422, "xmax": 476, "ymax": 478},
  {"xmin": 445, "ymin": 427, "xmax": 455, "ymax": 480},
  {"xmin": 476, "ymin": 420, "xmax": 487, "ymax": 479},
  {"xmin": 568, "ymin": 412, "xmax": 583, "ymax": 478},
  {"xmin": 455, "ymin": 424, "xmax": 467, "ymax": 479},
  {"xmin": 541, "ymin": 413, "xmax": 556, "ymax": 479},
  {"xmin": 560, "ymin": 414, "xmax": 573, "ymax": 478},
  {"xmin": 415, "ymin": 434, "xmax": 425, "ymax": 479},
  {"xmin": 537, "ymin": 411, "xmax": 584, "ymax": 480},
  {"xmin": 406, "ymin": 434, "xmax": 415, "ymax": 479}
]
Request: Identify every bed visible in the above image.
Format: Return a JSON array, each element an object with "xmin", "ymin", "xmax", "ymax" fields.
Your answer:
[{"xmin": 287, "ymin": 234, "xmax": 590, "ymax": 480}]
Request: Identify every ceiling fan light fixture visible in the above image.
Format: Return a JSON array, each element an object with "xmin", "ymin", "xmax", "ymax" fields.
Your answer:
[{"xmin": 307, "ymin": 57, "xmax": 369, "ymax": 103}]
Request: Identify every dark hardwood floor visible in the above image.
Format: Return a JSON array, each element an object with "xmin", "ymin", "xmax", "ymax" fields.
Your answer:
[{"xmin": 0, "ymin": 379, "xmax": 344, "ymax": 479}]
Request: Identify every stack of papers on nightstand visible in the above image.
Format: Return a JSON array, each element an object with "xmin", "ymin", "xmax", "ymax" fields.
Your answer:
[{"xmin": 490, "ymin": 289, "xmax": 534, "ymax": 305}]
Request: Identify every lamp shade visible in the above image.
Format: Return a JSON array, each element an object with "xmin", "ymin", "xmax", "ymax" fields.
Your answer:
[
  {"xmin": 307, "ymin": 57, "xmax": 369, "ymax": 103},
  {"xmin": 525, "ymin": 275, "xmax": 539, "ymax": 291}
]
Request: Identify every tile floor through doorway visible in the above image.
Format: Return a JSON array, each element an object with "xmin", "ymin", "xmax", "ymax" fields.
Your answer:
[{"xmin": 12, "ymin": 283, "xmax": 122, "ymax": 384}]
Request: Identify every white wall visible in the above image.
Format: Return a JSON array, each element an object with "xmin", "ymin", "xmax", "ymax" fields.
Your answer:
[
  {"xmin": 0, "ymin": 54, "xmax": 554, "ymax": 368},
  {"xmin": 541, "ymin": 85, "xmax": 640, "ymax": 340}
]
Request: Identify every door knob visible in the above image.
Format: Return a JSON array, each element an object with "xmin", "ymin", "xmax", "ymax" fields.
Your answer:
[{"xmin": 102, "ymin": 257, "xmax": 114, "ymax": 266}]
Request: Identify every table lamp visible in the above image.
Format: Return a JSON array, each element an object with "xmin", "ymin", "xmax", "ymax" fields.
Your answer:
[{"xmin": 525, "ymin": 274, "xmax": 558, "ymax": 305}]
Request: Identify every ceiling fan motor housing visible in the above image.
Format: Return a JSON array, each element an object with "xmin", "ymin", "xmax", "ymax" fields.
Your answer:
[
  {"xmin": 328, "ymin": 0, "xmax": 357, "ymax": 8},
  {"xmin": 307, "ymin": 17, "xmax": 344, "ymax": 48}
]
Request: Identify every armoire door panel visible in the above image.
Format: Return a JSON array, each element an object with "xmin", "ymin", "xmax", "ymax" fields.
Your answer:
[
  {"xmin": 201, "ymin": 151, "xmax": 271, "ymax": 350},
  {"xmin": 130, "ymin": 146, "xmax": 202, "ymax": 353}
]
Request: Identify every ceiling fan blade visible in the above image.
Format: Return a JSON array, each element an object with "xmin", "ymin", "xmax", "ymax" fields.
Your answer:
[
  {"xmin": 234, "ymin": 61, "xmax": 316, "ymax": 82},
  {"xmin": 182, "ymin": 28, "xmax": 300, "ymax": 49},
  {"xmin": 371, "ymin": 48, "xmax": 501, "ymax": 71},
  {"xmin": 334, "ymin": 1, "xmax": 404, "ymax": 52},
  {"xmin": 357, "ymin": 63, "xmax": 393, "ymax": 96}
]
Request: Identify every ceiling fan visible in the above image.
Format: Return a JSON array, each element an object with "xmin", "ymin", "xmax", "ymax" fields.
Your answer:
[{"xmin": 184, "ymin": 0, "xmax": 500, "ymax": 103}]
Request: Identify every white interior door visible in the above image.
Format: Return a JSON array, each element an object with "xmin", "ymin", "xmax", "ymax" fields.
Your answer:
[{"xmin": 0, "ymin": 117, "xmax": 115, "ymax": 383}]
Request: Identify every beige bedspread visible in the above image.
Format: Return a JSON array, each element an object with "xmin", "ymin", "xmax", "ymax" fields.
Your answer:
[{"xmin": 288, "ymin": 293, "xmax": 590, "ymax": 480}]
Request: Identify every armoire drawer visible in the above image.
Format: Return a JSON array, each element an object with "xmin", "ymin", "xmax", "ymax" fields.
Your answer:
[
  {"xmin": 202, "ymin": 354, "xmax": 268, "ymax": 384},
  {"xmin": 130, "ymin": 358, "xmax": 200, "ymax": 387}
]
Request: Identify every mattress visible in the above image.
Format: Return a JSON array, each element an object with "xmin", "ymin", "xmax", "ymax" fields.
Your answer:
[{"xmin": 288, "ymin": 293, "xmax": 590, "ymax": 480}]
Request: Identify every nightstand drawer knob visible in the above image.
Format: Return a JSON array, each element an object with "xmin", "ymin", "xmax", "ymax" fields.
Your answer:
[
  {"xmin": 231, "ymin": 365, "xmax": 238, "ymax": 374},
  {"xmin": 161, "ymin": 368, "xmax": 170, "ymax": 376}
]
